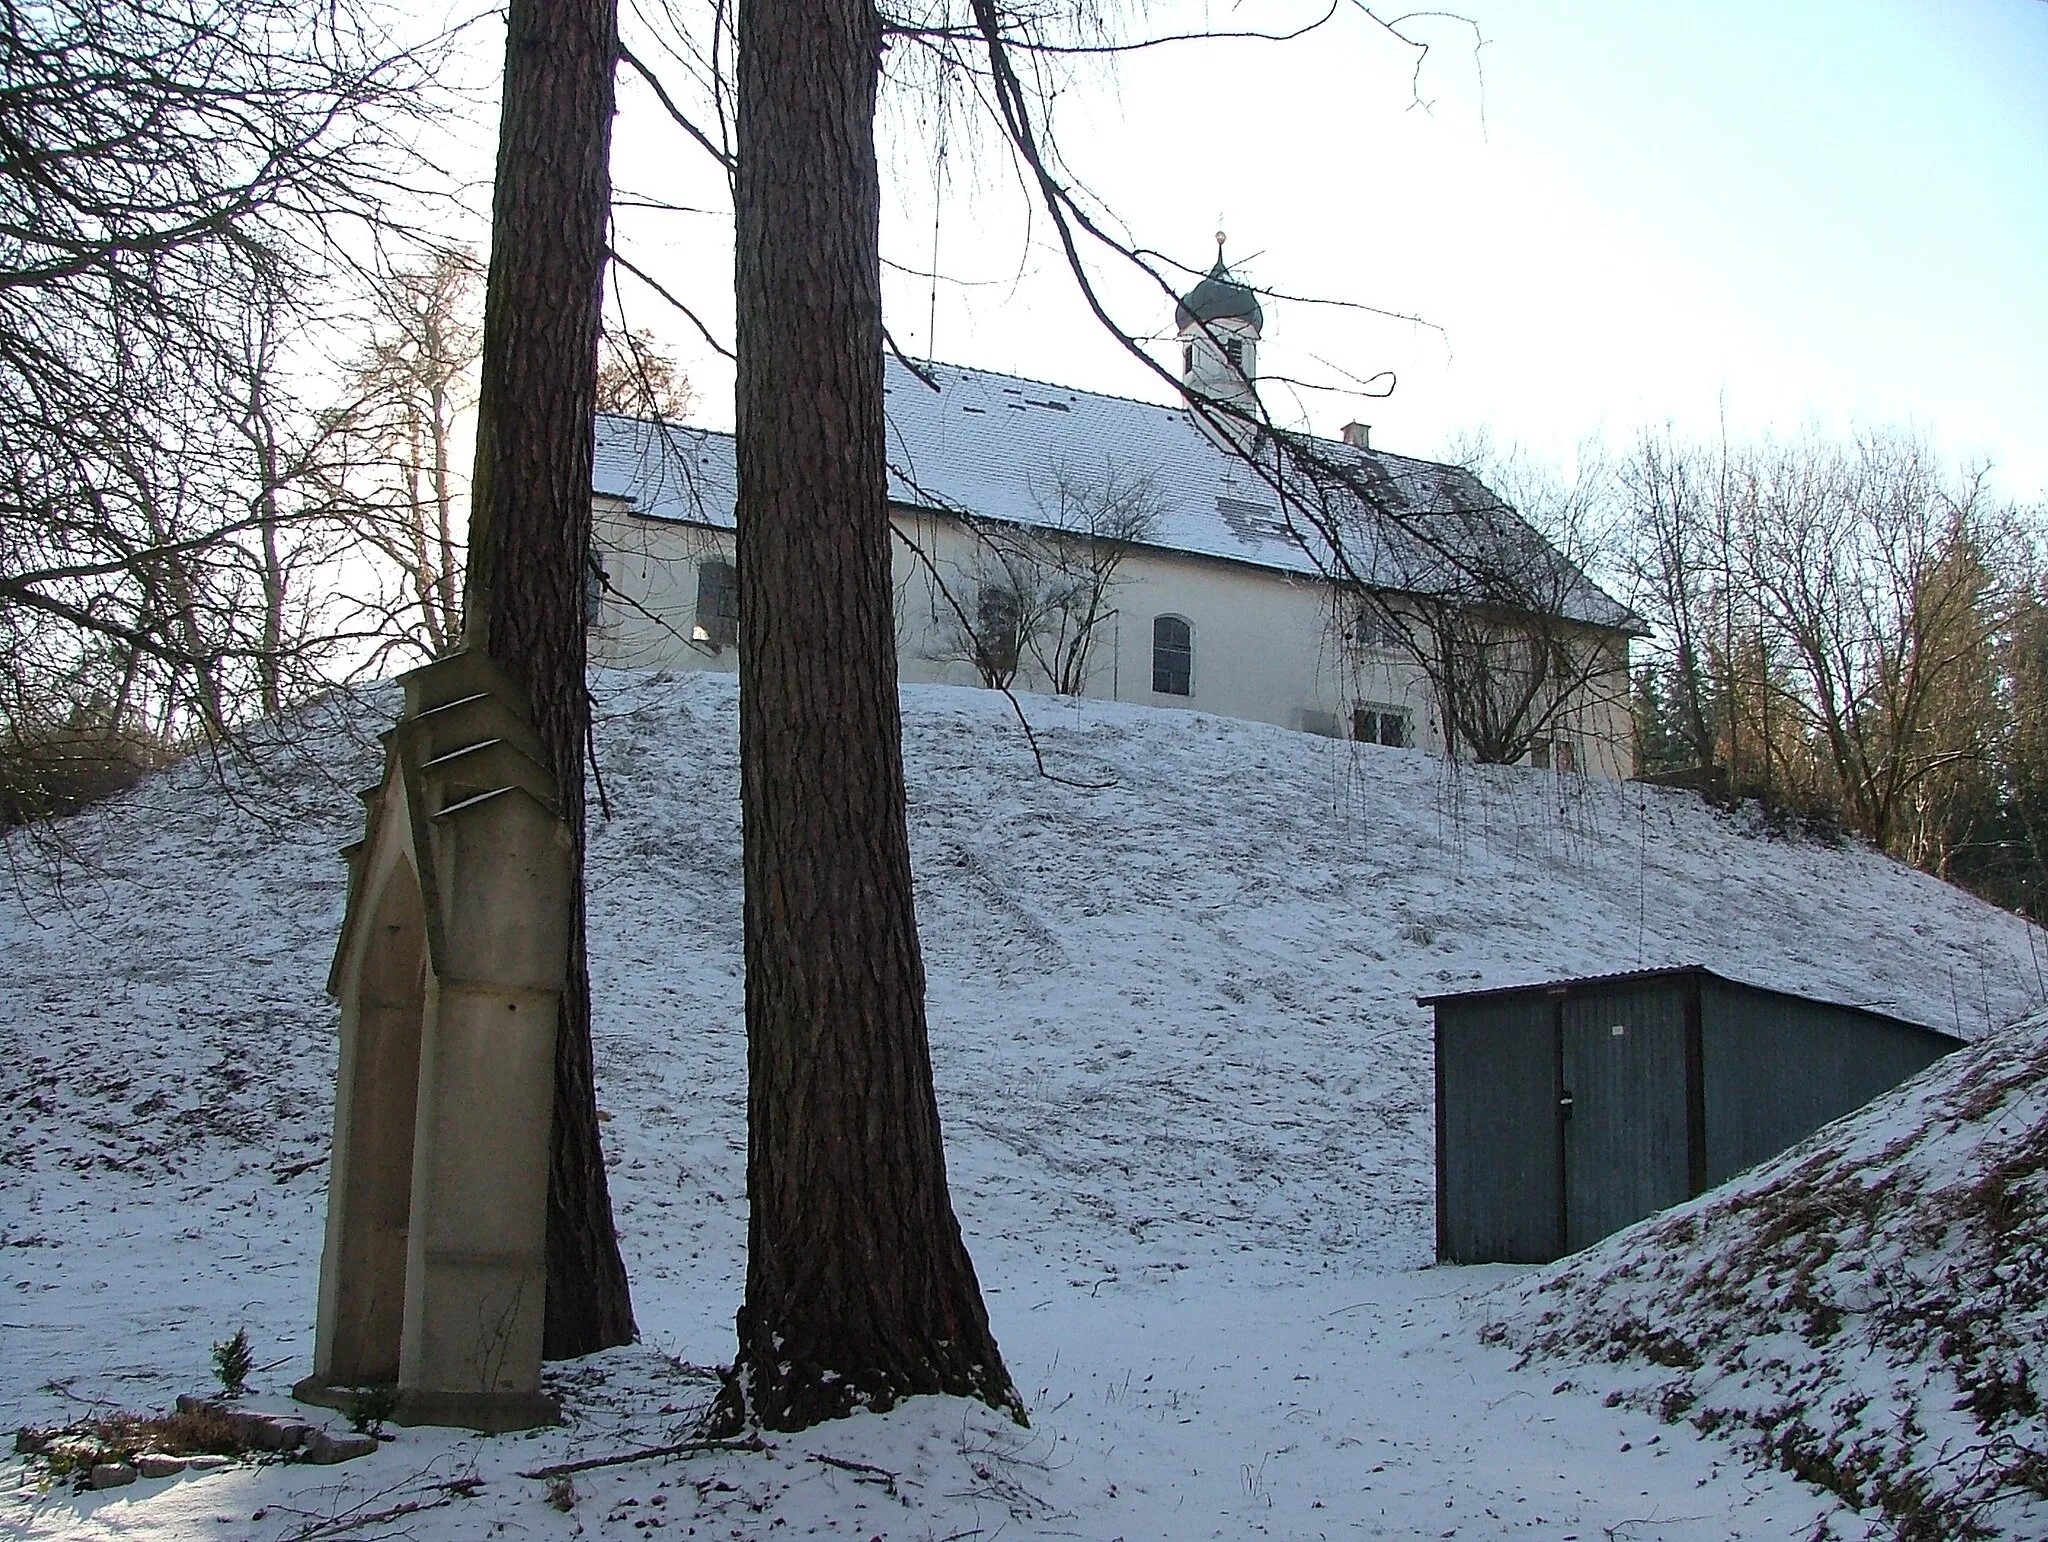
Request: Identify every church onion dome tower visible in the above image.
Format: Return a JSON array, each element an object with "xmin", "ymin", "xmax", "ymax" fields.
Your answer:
[{"xmin": 1175, "ymin": 233, "xmax": 1263, "ymax": 410}]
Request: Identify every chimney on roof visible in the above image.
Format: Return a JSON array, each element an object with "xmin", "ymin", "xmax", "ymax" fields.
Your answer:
[{"xmin": 1340, "ymin": 422, "xmax": 1372, "ymax": 451}]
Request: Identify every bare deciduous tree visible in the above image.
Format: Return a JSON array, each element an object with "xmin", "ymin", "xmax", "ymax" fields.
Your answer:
[
  {"xmin": 323, "ymin": 248, "xmax": 483, "ymax": 662},
  {"xmin": 1618, "ymin": 427, "xmax": 1734, "ymax": 779},
  {"xmin": 1982, "ymin": 571, "xmax": 2048, "ymax": 918},
  {"xmin": 0, "ymin": 0, "xmax": 432, "ymax": 810},
  {"xmin": 1017, "ymin": 461, "xmax": 1162, "ymax": 695},
  {"xmin": 1741, "ymin": 436, "xmax": 2012, "ymax": 856},
  {"xmin": 4, "ymin": 275, "xmax": 373, "ymax": 823},
  {"xmin": 1617, "ymin": 429, "xmax": 2034, "ymax": 882},
  {"xmin": 595, "ymin": 326, "xmax": 696, "ymax": 420},
  {"xmin": 1348, "ymin": 437, "xmax": 1632, "ymax": 767},
  {"xmin": 923, "ymin": 460, "xmax": 1162, "ymax": 695}
]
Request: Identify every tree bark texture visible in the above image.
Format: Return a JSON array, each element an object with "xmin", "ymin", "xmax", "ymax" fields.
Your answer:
[
  {"xmin": 722, "ymin": 0, "xmax": 1022, "ymax": 1431},
  {"xmin": 462, "ymin": 0, "xmax": 636, "ymax": 1360}
]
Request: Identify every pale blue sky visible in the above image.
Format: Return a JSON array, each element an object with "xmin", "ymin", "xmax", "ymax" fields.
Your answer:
[{"xmin": 607, "ymin": 1, "xmax": 2048, "ymax": 500}]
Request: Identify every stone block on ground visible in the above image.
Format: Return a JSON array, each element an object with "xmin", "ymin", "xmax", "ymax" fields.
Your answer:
[
  {"xmin": 247, "ymin": 1416, "xmax": 311, "ymax": 1452},
  {"xmin": 89, "ymin": 1462, "xmax": 136, "ymax": 1489},
  {"xmin": 300, "ymin": 1430, "xmax": 379, "ymax": 1465},
  {"xmin": 135, "ymin": 1453, "xmax": 187, "ymax": 1478},
  {"xmin": 173, "ymin": 1396, "xmax": 312, "ymax": 1453}
]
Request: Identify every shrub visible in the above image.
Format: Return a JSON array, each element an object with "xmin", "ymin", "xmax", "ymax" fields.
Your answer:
[{"xmin": 211, "ymin": 1328, "xmax": 253, "ymax": 1399}]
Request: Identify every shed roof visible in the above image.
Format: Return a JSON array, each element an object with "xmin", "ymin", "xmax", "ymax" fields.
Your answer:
[
  {"xmin": 591, "ymin": 355, "xmax": 1641, "ymax": 633},
  {"xmin": 1417, "ymin": 963, "xmax": 1964, "ymax": 1044}
]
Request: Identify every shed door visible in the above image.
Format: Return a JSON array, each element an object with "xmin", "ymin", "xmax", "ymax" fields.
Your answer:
[
  {"xmin": 1561, "ymin": 987, "xmax": 1692, "ymax": 1252},
  {"xmin": 1436, "ymin": 999, "xmax": 1562, "ymax": 1263}
]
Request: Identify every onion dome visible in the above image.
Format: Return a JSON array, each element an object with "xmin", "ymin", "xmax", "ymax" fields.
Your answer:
[{"xmin": 1174, "ymin": 242, "xmax": 1264, "ymax": 333}]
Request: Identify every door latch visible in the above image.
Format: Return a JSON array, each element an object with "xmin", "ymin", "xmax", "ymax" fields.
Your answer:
[{"xmin": 1558, "ymin": 1092, "xmax": 1575, "ymax": 1120}]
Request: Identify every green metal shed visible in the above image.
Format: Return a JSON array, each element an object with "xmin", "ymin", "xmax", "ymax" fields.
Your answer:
[{"xmin": 1423, "ymin": 965, "xmax": 1964, "ymax": 1264}]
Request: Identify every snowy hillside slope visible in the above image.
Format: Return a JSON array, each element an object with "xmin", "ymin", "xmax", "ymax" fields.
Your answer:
[
  {"xmin": 1493, "ymin": 1008, "xmax": 2048, "ymax": 1542},
  {"xmin": 4, "ymin": 669, "xmax": 2045, "ymax": 1542}
]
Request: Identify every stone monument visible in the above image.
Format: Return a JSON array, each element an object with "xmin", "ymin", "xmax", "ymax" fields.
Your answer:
[{"xmin": 295, "ymin": 649, "xmax": 571, "ymax": 1431}]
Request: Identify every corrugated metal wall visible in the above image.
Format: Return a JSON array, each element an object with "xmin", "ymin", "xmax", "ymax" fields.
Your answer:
[
  {"xmin": 1699, "ymin": 978, "xmax": 1956, "ymax": 1185},
  {"xmin": 1432, "ymin": 968, "xmax": 1960, "ymax": 1264},
  {"xmin": 1435, "ymin": 996, "xmax": 1560, "ymax": 1263}
]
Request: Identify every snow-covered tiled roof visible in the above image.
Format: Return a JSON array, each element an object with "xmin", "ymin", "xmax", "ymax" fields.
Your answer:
[{"xmin": 592, "ymin": 357, "xmax": 1637, "ymax": 632}]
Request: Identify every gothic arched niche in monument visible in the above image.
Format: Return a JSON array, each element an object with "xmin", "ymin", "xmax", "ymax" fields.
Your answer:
[{"xmin": 297, "ymin": 649, "xmax": 574, "ymax": 1433}]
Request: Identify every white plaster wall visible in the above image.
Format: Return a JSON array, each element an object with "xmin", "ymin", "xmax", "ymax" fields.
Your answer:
[
  {"xmin": 1177, "ymin": 315, "xmax": 1258, "ymax": 410},
  {"xmin": 590, "ymin": 496, "xmax": 737, "ymax": 674},
  {"xmin": 590, "ymin": 498, "xmax": 1634, "ymax": 776},
  {"xmin": 1557, "ymin": 637, "xmax": 1636, "ymax": 781}
]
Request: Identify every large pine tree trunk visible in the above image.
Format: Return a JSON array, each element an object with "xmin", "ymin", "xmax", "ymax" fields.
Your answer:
[
  {"xmin": 462, "ymin": 0, "xmax": 636, "ymax": 1360},
  {"xmin": 720, "ymin": 0, "xmax": 1021, "ymax": 1432}
]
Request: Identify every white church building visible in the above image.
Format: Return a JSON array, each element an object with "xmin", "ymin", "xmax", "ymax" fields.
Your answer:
[{"xmin": 587, "ymin": 253, "xmax": 1640, "ymax": 776}]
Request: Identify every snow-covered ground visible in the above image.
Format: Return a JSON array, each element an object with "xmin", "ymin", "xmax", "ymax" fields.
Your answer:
[
  {"xmin": 1495, "ymin": 1006, "xmax": 2048, "ymax": 1542},
  {"xmin": 4, "ymin": 671, "xmax": 2044, "ymax": 1541}
]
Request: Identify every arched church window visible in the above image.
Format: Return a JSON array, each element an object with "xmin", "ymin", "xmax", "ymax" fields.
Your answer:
[
  {"xmin": 1152, "ymin": 614, "xmax": 1193, "ymax": 696},
  {"xmin": 975, "ymin": 583, "xmax": 1021, "ymax": 679}
]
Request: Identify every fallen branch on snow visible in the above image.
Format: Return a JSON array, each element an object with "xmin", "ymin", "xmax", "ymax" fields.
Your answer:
[
  {"xmin": 519, "ymin": 1434, "xmax": 769, "ymax": 1479},
  {"xmin": 812, "ymin": 1452, "xmax": 900, "ymax": 1493},
  {"xmin": 266, "ymin": 1477, "xmax": 481, "ymax": 1541}
]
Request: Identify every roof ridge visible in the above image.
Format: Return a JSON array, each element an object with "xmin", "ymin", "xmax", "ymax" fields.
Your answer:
[
  {"xmin": 887, "ymin": 354, "xmax": 1192, "ymax": 422},
  {"xmin": 594, "ymin": 409, "xmax": 722, "ymax": 438},
  {"xmin": 598, "ymin": 358, "xmax": 1469, "ymax": 479}
]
